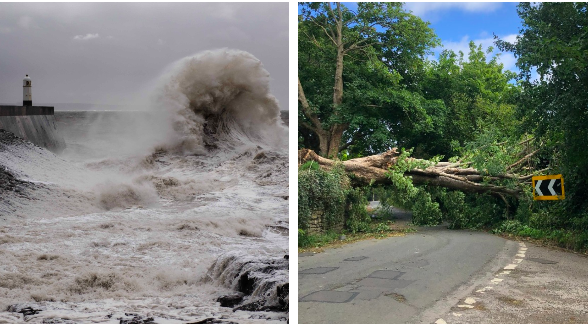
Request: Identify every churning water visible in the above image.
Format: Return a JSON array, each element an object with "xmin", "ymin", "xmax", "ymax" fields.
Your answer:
[{"xmin": 0, "ymin": 49, "xmax": 289, "ymax": 323}]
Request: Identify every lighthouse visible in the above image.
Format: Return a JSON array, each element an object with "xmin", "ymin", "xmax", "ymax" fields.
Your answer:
[
  {"xmin": 23, "ymin": 74, "xmax": 32, "ymax": 106},
  {"xmin": 0, "ymin": 76, "xmax": 64, "ymax": 153}
]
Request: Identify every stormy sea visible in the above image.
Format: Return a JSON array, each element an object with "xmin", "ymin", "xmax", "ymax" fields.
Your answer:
[{"xmin": 0, "ymin": 49, "xmax": 289, "ymax": 323}]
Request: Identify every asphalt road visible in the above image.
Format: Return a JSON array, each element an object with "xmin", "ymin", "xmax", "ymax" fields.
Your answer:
[
  {"xmin": 435, "ymin": 241, "xmax": 588, "ymax": 324},
  {"xmin": 298, "ymin": 227, "xmax": 519, "ymax": 324}
]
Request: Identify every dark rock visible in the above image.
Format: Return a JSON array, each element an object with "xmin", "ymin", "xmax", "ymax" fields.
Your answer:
[
  {"xmin": 234, "ymin": 302, "xmax": 284, "ymax": 312},
  {"xmin": 266, "ymin": 224, "xmax": 288, "ymax": 235},
  {"xmin": 205, "ymin": 254, "xmax": 289, "ymax": 314},
  {"xmin": 117, "ymin": 314, "xmax": 155, "ymax": 324},
  {"xmin": 42, "ymin": 319, "xmax": 77, "ymax": 324},
  {"xmin": 217, "ymin": 293, "xmax": 244, "ymax": 308},
  {"xmin": 18, "ymin": 306, "xmax": 42, "ymax": 316},
  {"xmin": 237, "ymin": 272, "xmax": 256, "ymax": 295},
  {"xmin": 277, "ymin": 283, "xmax": 289, "ymax": 309},
  {"xmin": 187, "ymin": 318, "xmax": 239, "ymax": 324},
  {"xmin": 232, "ymin": 283, "xmax": 289, "ymax": 312},
  {"xmin": 253, "ymin": 152, "xmax": 266, "ymax": 160}
]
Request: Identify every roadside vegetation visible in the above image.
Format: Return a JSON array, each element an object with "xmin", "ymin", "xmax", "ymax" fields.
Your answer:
[{"xmin": 298, "ymin": 3, "xmax": 588, "ymax": 253}]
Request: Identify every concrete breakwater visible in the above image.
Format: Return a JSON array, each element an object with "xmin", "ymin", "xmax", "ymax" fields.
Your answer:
[{"xmin": 0, "ymin": 106, "xmax": 66, "ymax": 154}]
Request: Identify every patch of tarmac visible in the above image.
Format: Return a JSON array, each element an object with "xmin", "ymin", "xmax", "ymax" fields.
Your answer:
[{"xmin": 435, "ymin": 242, "xmax": 588, "ymax": 324}]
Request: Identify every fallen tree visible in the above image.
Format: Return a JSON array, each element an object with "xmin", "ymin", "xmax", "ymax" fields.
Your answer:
[{"xmin": 298, "ymin": 148, "xmax": 533, "ymax": 199}]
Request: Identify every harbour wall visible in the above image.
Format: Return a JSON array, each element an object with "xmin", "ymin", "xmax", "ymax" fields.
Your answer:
[{"xmin": 0, "ymin": 106, "xmax": 66, "ymax": 153}]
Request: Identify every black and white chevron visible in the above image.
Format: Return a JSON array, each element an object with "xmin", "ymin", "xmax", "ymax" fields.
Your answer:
[{"xmin": 534, "ymin": 178, "xmax": 563, "ymax": 197}]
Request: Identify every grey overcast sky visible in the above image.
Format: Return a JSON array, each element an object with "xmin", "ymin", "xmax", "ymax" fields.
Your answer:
[{"xmin": 0, "ymin": 2, "xmax": 289, "ymax": 110}]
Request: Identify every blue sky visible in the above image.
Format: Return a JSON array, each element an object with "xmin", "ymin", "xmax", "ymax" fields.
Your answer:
[
  {"xmin": 300, "ymin": 2, "xmax": 524, "ymax": 74},
  {"xmin": 405, "ymin": 2, "xmax": 522, "ymax": 72}
]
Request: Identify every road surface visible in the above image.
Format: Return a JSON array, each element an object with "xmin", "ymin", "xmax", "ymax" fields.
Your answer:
[
  {"xmin": 299, "ymin": 227, "xmax": 519, "ymax": 323},
  {"xmin": 433, "ymin": 241, "xmax": 588, "ymax": 324}
]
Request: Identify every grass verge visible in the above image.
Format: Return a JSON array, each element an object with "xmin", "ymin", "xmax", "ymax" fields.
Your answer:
[{"xmin": 298, "ymin": 221, "xmax": 416, "ymax": 253}]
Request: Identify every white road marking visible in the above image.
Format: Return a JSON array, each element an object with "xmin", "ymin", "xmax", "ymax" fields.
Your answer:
[
  {"xmin": 514, "ymin": 259, "xmax": 523, "ymax": 263},
  {"xmin": 477, "ymin": 286, "xmax": 495, "ymax": 293},
  {"xmin": 464, "ymin": 297, "xmax": 476, "ymax": 304},
  {"xmin": 499, "ymin": 270, "xmax": 512, "ymax": 275},
  {"xmin": 458, "ymin": 304, "xmax": 475, "ymax": 309},
  {"xmin": 516, "ymin": 253, "xmax": 525, "ymax": 257},
  {"xmin": 435, "ymin": 319, "xmax": 447, "ymax": 324},
  {"xmin": 491, "ymin": 278, "xmax": 503, "ymax": 283},
  {"xmin": 504, "ymin": 264, "xmax": 518, "ymax": 270},
  {"xmin": 452, "ymin": 312, "xmax": 463, "ymax": 317}
]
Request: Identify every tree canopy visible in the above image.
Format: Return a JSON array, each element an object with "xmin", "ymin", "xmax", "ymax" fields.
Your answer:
[
  {"xmin": 298, "ymin": 2, "xmax": 439, "ymax": 158},
  {"xmin": 496, "ymin": 2, "xmax": 588, "ymax": 213},
  {"xmin": 298, "ymin": 3, "xmax": 520, "ymax": 160},
  {"xmin": 299, "ymin": 2, "xmax": 588, "ymax": 251}
]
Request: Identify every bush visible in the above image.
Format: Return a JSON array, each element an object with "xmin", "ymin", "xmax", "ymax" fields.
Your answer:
[
  {"xmin": 299, "ymin": 164, "xmax": 373, "ymax": 234},
  {"xmin": 412, "ymin": 190, "xmax": 442, "ymax": 225},
  {"xmin": 346, "ymin": 187, "xmax": 371, "ymax": 233},
  {"xmin": 298, "ymin": 165, "xmax": 348, "ymax": 232}
]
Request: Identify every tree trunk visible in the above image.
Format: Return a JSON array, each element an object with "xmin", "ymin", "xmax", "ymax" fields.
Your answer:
[
  {"xmin": 333, "ymin": 2, "xmax": 344, "ymax": 107},
  {"xmin": 324, "ymin": 124, "xmax": 346, "ymax": 158},
  {"xmin": 321, "ymin": 2, "xmax": 346, "ymax": 158},
  {"xmin": 299, "ymin": 148, "xmax": 524, "ymax": 198}
]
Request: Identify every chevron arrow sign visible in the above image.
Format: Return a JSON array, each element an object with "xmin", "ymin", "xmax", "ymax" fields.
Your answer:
[{"xmin": 532, "ymin": 174, "xmax": 565, "ymax": 200}]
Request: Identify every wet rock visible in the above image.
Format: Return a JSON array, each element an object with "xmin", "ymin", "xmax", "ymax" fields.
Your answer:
[
  {"xmin": 253, "ymin": 152, "xmax": 266, "ymax": 160},
  {"xmin": 0, "ymin": 130, "xmax": 39, "ymax": 197},
  {"xmin": 18, "ymin": 306, "xmax": 42, "ymax": 316},
  {"xmin": 7, "ymin": 304, "xmax": 42, "ymax": 316},
  {"xmin": 217, "ymin": 293, "xmax": 244, "ymax": 307},
  {"xmin": 117, "ymin": 314, "xmax": 155, "ymax": 324},
  {"xmin": 266, "ymin": 224, "xmax": 289, "ymax": 235},
  {"xmin": 277, "ymin": 283, "xmax": 289, "ymax": 308},
  {"xmin": 205, "ymin": 254, "xmax": 289, "ymax": 313},
  {"xmin": 42, "ymin": 319, "xmax": 77, "ymax": 324},
  {"xmin": 187, "ymin": 318, "xmax": 239, "ymax": 324},
  {"xmin": 237, "ymin": 272, "xmax": 257, "ymax": 296}
]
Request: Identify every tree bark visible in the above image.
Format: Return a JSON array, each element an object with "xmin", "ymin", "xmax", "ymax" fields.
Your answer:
[{"xmin": 299, "ymin": 148, "xmax": 524, "ymax": 198}]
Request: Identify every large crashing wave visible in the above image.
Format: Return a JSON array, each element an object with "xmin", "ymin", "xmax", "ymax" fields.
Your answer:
[{"xmin": 154, "ymin": 49, "xmax": 287, "ymax": 154}]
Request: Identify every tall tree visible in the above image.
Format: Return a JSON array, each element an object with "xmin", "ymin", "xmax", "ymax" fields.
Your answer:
[
  {"xmin": 496, "ymin": 2, "xmax": 588, "ymax": 212},
  {"xmin": 298, "ymin": 2, "xmax": 439, "ymax": 158},
  {"xmin": 415, "ymin": 42, "xmax": 520, "ymax": 157}
]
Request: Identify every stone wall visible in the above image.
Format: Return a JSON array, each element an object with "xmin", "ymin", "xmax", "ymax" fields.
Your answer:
[
  {"xmin": 306, "ymin": 211, "xmax": 345, "ymax": 235},
  {"xmin": 0, "ymin": 106, "xmax": 65, "ymax": 153}
]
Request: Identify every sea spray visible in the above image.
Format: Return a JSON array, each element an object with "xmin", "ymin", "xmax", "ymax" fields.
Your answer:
[
  {"xmin": 0, "ymin": 49, "xmax": 288, "ymax": 323},
  {"xmin": 153, "ymin": 48, "xmax": 287, "ymax": 154}
]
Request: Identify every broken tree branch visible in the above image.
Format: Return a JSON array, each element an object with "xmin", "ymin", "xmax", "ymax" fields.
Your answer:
[{"xmin": 299, "ymin": 148, "xmax": 524, "ymax": 198}]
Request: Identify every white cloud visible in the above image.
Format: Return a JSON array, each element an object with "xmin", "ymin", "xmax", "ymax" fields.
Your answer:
[
  {"xmin": 435, "ymin": 33, "xmax": 520, "ymax": 72},
  {"xmin": 73, "ymin": 33, "xmax": 99, "ymax": 41},
  {"xmin": 405, "ymin": 2, "xmax": 503, "ymax": 17},
  {"xmin": 18, "ymin": 16, "xmax": 32, "ymax": 29},
  {"xmin": 0, "ymin": 26, "xmax": 11, "ymax": 34},
  {"xmin": 502, "ymin": 34, "xmax": 518, "ymax": 44},
  {"xmin": 157, "ymin": 38, "xmax": 165, "ymax": 46}
]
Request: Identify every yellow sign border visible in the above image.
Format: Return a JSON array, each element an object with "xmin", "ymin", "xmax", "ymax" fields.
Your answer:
[{"xmin": 532, "ymin": 174, "xmax": 565, "ymax": 200}]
